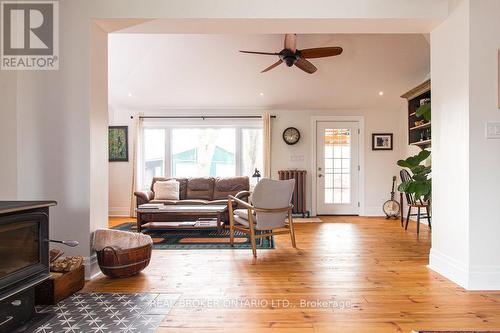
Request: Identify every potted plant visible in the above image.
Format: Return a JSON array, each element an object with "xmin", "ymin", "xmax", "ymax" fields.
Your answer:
[
  {"xmin": 397, "ymin": 149, "xmax": 431, "ymax": 203},
  {"xmin": 415, "ymin": 102, "xmax": 431, "ymax": 121}
]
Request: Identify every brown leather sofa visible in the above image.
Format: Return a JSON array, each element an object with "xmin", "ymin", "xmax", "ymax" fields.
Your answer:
[{"xmin": 134, "ymin": 176, "xmax": 250, "ymax": 208}]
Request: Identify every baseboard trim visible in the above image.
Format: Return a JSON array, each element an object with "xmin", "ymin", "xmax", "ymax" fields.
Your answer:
[
  {"xmin": 363, "ymin": 206, "xmax": 384, "ymax": 217},
  {"xmin": 109, "ymin": 206, "xmax": 130, "ymax": 217},
  {"xmin": 84, "ymin": 254, "xmax": 101, "ymax": 280},
  {"xmin": 468, "ymin": 265, "xmax": 500, "ymax": 290},
  {"xmin": 429, "ymin": 248, "xmax": 468, "ymax": 288}
]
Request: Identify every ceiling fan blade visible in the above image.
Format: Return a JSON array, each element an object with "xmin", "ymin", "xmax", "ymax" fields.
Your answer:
[
  {"xmin": 284, "ymin": 34, "xmax": 297, "ymax": 52},
  {"xmin": 239, "ymin": 50, "xmax": 280, "ymax": 56},
  {"xmin": 300, "ymin": 47, "xmax": 343, "ymax": 59},
  {"xmin": 261, "ymin": 60, "xmax": 283, "ymax": 73},
  {"xmin": 294, "ymin": 58, "xmax": 317, "ymax": 74}
]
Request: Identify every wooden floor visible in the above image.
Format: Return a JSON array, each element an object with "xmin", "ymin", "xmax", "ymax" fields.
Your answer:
[{"xmin": 85, "ymin": 216, "xmax": 500, "ymax": 332}]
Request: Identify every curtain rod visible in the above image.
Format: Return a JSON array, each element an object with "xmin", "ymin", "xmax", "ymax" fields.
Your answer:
[{"xmin": 131, "ymin": 115, "xmax": 276, "ymax": 119}]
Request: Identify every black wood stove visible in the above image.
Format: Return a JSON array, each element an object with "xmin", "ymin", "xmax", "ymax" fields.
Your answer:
[{"xmin": 0, "ymin": 201, "xmax": 56, "ymax": 333}]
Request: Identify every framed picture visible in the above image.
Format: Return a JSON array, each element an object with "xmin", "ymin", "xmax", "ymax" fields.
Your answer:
[
  {"xmin": 108, "ymin": 126, "xmax": 128, "ymax": 162},
  {"xmin": 372, "ymin": 133, "xmax": 393, "ymax": 151}
]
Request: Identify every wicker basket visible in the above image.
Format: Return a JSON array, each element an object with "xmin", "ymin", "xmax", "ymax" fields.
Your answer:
[{"xmin": 96, "ymin": 243, "xmax": 152, "ymax": 278}]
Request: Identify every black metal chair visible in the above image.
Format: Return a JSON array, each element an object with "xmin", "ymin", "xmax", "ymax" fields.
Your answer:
[{"xmin": 400, "ymin": 169, "xmax": 431, "ymax": 234}]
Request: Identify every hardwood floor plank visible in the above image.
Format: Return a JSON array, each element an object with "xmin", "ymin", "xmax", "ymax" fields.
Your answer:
[{"xmin": 83, "ymin": 216, "xmax": 500, "ymax": 332}]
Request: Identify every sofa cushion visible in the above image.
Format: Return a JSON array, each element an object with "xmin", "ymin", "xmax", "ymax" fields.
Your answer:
[
  {"xmin": 213, "ymin": 177, "xmax": 249, "ymax": 200},
  {"xmin": 153, "ymin": 180, "xmax": 180, "ymax": 200},
  {"xmin": 186, "ymin": 178, "xmax": 214, "ymax": 200},
  {"xmin": 151, "ymin": 177, "xmax": 188, "ymax": 200}
]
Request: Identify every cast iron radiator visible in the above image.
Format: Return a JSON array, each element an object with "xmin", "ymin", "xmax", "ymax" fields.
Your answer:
[{"xmin": 278, "ymin": 170, "xmax": 310, "ymax": 217}]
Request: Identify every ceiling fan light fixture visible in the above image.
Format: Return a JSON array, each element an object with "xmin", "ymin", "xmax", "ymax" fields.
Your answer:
[{"xmin": 240, "ymin": 34, "xmax": 342, "ymax": 74}]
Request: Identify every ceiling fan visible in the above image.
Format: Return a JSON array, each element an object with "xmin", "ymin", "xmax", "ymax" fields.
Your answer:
[{"xmin": 239, "ymin": 34, "xmax": 343, "ymax": 74}]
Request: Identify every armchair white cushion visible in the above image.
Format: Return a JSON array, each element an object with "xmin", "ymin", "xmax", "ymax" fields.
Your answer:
[
  {"xmin": 233, "ymin": 209, "xmax": 256, "ymax": 227},
  {"xmin": 232, "ymin": 178, "xmax": 295, "ymax": 230},
  {"xmin": 228, "ymin": 178, "xmax": 297, "ymax": 257}
]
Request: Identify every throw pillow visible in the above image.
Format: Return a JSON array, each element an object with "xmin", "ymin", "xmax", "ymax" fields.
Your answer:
[{"xmin": 153, "ymin": 180, "xmax": 180, "ymax": 200}]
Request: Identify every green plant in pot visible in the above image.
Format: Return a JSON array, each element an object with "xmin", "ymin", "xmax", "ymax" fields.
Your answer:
[
  {"xmin": 397, "ymin": 149, "xmax": 431, "ymax": 202},
  {"xmin": 415, "ymin": 102, "xmax": 431, "ymax": 121}
]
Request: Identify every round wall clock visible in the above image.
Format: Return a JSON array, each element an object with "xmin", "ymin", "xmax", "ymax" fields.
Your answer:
[{"xmin": 283, "ymin": 127, "xmax": 300, "ymax": 145}]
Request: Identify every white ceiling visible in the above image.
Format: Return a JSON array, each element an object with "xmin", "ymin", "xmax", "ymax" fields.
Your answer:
[{"xmin": 108, "ymin": 33, "xmax": 429, "ymax": 111}]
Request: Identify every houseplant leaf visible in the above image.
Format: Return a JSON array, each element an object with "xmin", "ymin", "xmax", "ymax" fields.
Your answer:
[{"xmin": 415, "ymin": 102, "xmax": 431, "ymax": 121}]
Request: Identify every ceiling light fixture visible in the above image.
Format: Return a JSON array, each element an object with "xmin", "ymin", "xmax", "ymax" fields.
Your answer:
[
  {"xmin": 128, "ymin": 92, "xmax": 133, "ymax": 97},
  {"xmin": 259, "ymin": 92, "xmax": 264, "ymax": 96},
  {"xmin": 378, "ymin": 91, "xmax": 384, "ymax": 96}
]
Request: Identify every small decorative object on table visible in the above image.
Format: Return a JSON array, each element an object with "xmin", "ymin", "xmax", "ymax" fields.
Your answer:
[{"xmin": 372, "ymin": 133, "xmax": 393, "ymax": 150}]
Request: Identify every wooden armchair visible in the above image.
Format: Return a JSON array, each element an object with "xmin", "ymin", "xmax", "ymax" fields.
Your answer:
[{"xmin": 228, "ymin": 178, "xmax": 297, "ymax": 257}]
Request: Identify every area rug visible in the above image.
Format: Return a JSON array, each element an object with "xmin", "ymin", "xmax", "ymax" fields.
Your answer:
[
  {"xmin": 34, "ymin": 292, "xmax": 180, "ymax": 333},
  {"xmin": 112, "ymin": 222, "xmax": 274, "ymax": 249}
]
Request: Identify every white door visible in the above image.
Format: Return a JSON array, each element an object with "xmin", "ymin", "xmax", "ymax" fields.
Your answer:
[{"xmin": 316, "ymin": 121, "xmax": 360, "ymax": 215}]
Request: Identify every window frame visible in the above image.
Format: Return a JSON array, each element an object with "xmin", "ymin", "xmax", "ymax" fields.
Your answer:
[{"xmin": 139, "ymin": 120, "xmax": 262, "ymax": 190}]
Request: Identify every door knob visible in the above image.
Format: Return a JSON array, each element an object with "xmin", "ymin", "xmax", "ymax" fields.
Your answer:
[
  {"xmin": 318, "ymin": 174, "xmax": 323, "ymax": 178},
  {"xmin": 318, "ymin": 167, "xmax": 322, "ymax": 171}
]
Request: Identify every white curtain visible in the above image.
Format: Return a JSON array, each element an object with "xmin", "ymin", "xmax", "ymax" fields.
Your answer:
[
  {"xmin": 262, "ymin": 112, "xmax": 271, "ymax": 178},
  {"xmin": 129, "ymin": 115, "xmax": 143, "ymax": 217}
]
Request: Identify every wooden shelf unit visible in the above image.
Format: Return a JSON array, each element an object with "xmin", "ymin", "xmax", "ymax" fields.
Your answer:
[
  {"xmin": 411, "ymin": 139, "xmax": 431, "ymax": 147},
  {"xmin": 401, "ymin": 79, "xmax": 431, "ymax": 148},
  {"xmin": 409, "ymin": 122, "xmax": 431, "ymax": 131}
]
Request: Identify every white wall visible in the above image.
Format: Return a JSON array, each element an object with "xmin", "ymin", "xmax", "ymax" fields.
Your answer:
[
  {"xmin": 429, "ymin": 0, "xmax": 471, "ymax": 287},
  {"xmin": 0, "ymin": 70, "xmax": 18, "ymax": 199},
  {"xmin": 108, "ymin": 108, "xmax": 135, "ymax": 216},
  {"xmin": 430, "ymin": 0, "xmax": 500, "ymax": 290},
  {"xmin": 467, "ymin": 0, "xmax": 500, "ymax": 288},
  {"xmin": 108, "ymin": 107, "xmax": 406, "ymax": 217}
]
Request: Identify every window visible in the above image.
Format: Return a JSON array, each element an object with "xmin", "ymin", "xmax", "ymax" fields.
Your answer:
[
  {"xmin": 323, "ymin": 128, "xmax": 351, "ymax": 204},
  {"xmin": 241, "ymin": 128, "xmax": 263, "ymax": 177},
  {"xmin": 171, "ymin": 128, "xmax": 236, "ymax": 178},
  {"xmin": 140, "ymin": 123, "xmax": 262, "ymax": 189},
  {"xmin": 142, "ymin": 128, "xmax": 166, "ymax": 188}
]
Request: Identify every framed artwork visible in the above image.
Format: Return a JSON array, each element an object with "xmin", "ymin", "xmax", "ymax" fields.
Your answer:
[
  {"xmin": 372, "ymin": 133, "xmax": 393, "ymax": 151},
  {"xmin": 108, "ymin": 126, "xmax": 128, "ymax": 162}
]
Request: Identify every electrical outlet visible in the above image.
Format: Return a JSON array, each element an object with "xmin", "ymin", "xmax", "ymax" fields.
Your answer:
[{"xmin": 486, "ymin": 122, "xmax": 500, "ymax": 139}]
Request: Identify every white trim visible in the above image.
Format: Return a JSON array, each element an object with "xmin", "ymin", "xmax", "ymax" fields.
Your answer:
[
  {"xmin": 108, "ymin": 207, "xmax": 131, "ymax": 217},
  {"xmin": 310, "ymin": 115, "xmax": 365, "ymax": 217},
  {"xmin": 364, "ymin": 206, "xmax": 385, "ymax": 216},
  {"xmin": 429, "ymin": 248, "xmax": 468, "ymax": 288},
  {"xmin": 468, "ymin": 265, "xmax": 500, "ymax": 290},
  {"xmin": 84, "ymin": 254, "xmax": 102, "ymax": 280},
  {"xmin": 430, "ymin": 248, "xmax": 500, "ymax": 290}
]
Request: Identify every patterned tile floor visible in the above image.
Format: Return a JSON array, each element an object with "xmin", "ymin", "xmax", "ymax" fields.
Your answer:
[{"xmin": 33, "ymin": 292, "xmax": 181, "ymax": 333}]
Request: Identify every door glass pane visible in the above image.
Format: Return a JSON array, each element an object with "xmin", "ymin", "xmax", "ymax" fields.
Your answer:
[
  {"xmin": 171, "ymin": 128, "xmax": 236, "ymax": 177},
  {"xmin": 143, "ymin": 128, "xmax": 166, "ymax": 187},
  {"xmin": 323, "ymin": 128, "xmax": 351, "ymax": 204}
]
